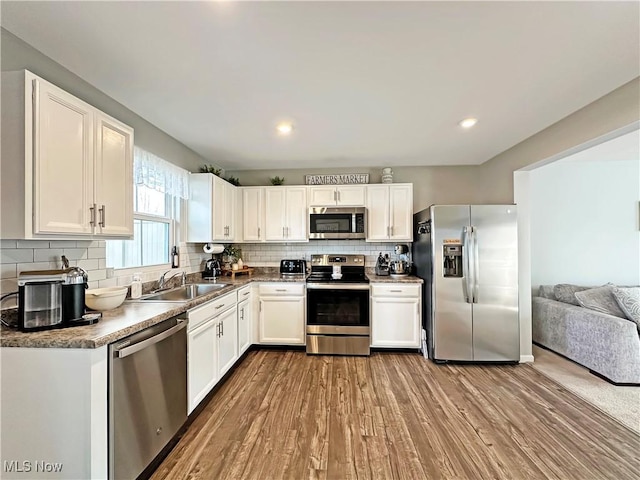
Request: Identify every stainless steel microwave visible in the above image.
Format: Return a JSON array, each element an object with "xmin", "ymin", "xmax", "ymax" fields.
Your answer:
[{"xmin": 308, "ymin": 207, "xmax": 367, "ymax": 239}]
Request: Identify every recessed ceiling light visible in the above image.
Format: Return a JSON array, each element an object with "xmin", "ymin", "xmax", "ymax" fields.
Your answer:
[
  {"xmin": 276, "ymin": 122, "xmax": 294, "ymax": 135},
  {"xmin": 459, "ymin": 118, "xmax": 478, "ymax": 129}
]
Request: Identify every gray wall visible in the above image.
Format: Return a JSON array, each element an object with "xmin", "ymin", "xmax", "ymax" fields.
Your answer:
[
  {"xmin": 530, "ymin": 156, "xmax": 640, "ymax": 287},
  {"xmin": 1, "ymin": 28, "xmax": 210, "ymax": 172},
  {"xmin": 476, "ymin": 77, "xmax": 640, "ymax": 203},
  {"xmin": 226, "ymin": 165, "xmax": 481, "ymax": 213}
]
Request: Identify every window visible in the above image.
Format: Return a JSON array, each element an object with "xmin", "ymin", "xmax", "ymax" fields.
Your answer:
[
  {"xmin": 106, "ymin": 147, "xmax": 189, "ymax": 270},
  {"xmin": 106, "ymin": 185, "xmax": 172, "ymax": 269}
]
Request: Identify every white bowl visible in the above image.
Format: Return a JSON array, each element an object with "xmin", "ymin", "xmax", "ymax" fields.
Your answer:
[{"xmin": 85, "ymin": 286, "xmax": 128, "ymax": 311}]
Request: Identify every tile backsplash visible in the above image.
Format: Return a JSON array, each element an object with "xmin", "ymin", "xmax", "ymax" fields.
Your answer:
[
  {"xmin": 0, "ymin": 239, "xmax": 412, "ymax": 309},
  {"xmin": 236, "ymin": 240, "xmax": 411, "ymax": 267},
  {"xmin": 0, "ymin": 240, "xmax": 210, "ymax": 310}
]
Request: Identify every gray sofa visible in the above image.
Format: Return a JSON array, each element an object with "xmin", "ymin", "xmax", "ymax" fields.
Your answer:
[{"xmin": 532, "ymin": 286, "xmax": 640, "ymax": 384}]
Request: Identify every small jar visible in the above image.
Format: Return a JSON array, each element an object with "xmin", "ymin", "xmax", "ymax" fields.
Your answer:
[
  {"xmin": 381, "ymin": 167, "xmax": 393, "ymax": 184},
  {"xmin": 231, "ymin": 263, "xmax": 239, "ymax": 271},
  {"xmin": 237, "ymin": 258, "xmax": 244, "ymax": 269}
]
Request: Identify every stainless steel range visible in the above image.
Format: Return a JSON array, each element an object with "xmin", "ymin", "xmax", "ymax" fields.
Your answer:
[{"xmin": 306, "ymin": 254, "xmax": 370, "ymax": 356}]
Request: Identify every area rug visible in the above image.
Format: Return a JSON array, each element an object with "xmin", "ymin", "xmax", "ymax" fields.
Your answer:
[{"xmin": 531, "ymin": 345, "xmax": 640, "ymax": 434}]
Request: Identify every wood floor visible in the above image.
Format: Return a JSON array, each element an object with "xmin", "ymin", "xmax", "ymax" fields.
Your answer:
[{"xmin": 152, "ymin": 350, "xmax": 640, "ymax": 480}]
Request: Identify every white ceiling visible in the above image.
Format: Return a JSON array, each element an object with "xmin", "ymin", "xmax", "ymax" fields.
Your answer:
[{"xmin": 2, "ymin": 1, "xmax": 638, "ymax": 171}]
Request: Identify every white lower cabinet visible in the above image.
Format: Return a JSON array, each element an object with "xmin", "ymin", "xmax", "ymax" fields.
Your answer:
[
  {"xmin": 258, "ymin": 283, "xmax": 306, "ymax": 345},
  {"xmin": 187, "ymin": 317, "xmax": 218, "ymax": 414},
  {"xmin": 187, "ymin": 291, "xmax": 238, "ymax": 414},
  {"xmin": 237, "ymin": 285, "xmax": 252, "ymax": 355},
  {"xmin": 371, "ymin": 284, "xmax": 422, "ymax": 348},
  {"xmin": 217, "ymin": 305, "xmax": 238, "ymax": 378}
]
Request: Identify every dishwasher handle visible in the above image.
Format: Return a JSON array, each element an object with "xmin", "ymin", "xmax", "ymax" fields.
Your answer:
[{"xmin": 115, "ymin": 319, "xmax": 187, "ymax": 359}]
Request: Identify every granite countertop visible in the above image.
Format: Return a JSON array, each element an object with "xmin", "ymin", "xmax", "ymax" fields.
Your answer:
[
  {"xmin": 0, "ymin": 270, "xmax": 305, "ymax": 349},
  {"xmin": 1, "ymin": 268, "xmax": 422, "ymax": 349},
  {"xmin": 366, "ymin": 268, "xmax": 424, "ymax": 284}
]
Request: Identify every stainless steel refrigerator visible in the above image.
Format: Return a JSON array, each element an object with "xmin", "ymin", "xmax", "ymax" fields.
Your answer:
[{"xmin": 413, "ymin": 205, "xmax": 519, "ymax": 362}]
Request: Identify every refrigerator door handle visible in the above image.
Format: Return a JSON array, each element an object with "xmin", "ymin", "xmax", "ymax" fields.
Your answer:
[
  {"xmin": 462, "ymin": 226, "xmax": 473, "ymax": 304},
  {"xmin": 472, "ymin": 226, "xmax": 480, "ymax": 303}
]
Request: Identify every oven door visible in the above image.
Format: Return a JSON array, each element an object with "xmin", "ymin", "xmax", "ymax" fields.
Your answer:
[{"xmin": 306, "ymin": 284, "xmax": 370, "ymax": 335}]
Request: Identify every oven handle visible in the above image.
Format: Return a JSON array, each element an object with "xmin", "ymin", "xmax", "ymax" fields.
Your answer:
[{"xmin": 306, "ymin": 283, "xmax": 370, "ymax": 290}]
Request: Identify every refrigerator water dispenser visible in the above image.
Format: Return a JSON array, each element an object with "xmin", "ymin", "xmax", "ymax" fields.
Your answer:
[{"xmin": 443, "ymin": 245, "xmax": 463, "ymax": 278}]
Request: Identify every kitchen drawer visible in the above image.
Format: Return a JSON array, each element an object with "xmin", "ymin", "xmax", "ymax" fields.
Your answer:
[
  {"xmin": 188, "ymin": 291, "xmax": 237, "ymax": 330},
  {"xmin": 258, "ymin": 283, "xmax": 305, "ymax": 296},
  {"xmin": 237, "ymin": 284, "xmax": 252, "ymax": 300},
  {"xmin": 371, "ymin": 284, "xmax": 420, "ymax": 298}
]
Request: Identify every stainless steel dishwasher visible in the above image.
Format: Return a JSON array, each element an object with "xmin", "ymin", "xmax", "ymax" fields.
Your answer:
[{"xmin": 109, "ymin": 316, "xmax": 187, "ymax": 480}]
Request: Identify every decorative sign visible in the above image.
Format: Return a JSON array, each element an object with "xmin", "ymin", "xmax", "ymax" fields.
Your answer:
[
  {"xmin": 443, "ymin": 239, "xmax": 461, "ymax": 244},
  {"xmin": 305, "ymin": 174, "xmax": 369, "ymax": 185}
]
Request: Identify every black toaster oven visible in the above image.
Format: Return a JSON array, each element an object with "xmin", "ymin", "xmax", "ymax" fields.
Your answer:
[{"xmin": 280, "ymin": 259, "xmax": 307, "ymax": 276}]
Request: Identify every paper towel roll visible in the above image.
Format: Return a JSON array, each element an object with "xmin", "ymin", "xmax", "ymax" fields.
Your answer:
[{"xmin": 203, "ymin": 243, "xmax": 224, "ymax": 254}]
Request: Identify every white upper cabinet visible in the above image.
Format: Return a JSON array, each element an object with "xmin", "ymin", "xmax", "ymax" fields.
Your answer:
[
  {"xmin": 34, "ymin": 78, "xmax": 95, "ymax": 236},
  {"xmin": 93, "ymin": 112, "xmax": 134, "ymax": 237},
  {"xmin": 366, "ymin": 184, "xmax": 413, "ymax": 241},
  {"xmin": 308, "ymin": 185, "xmax": 366, "ymax": 206},
  {"xmin": 1, "ymin": 70, "xmax": 134, "ymax": 239},
  {"xmin": 187, "ymin": 173, "xmax": 236, "ymax": 242},
  {"xmin": 241, "ymin": 187, "xmax": 265, "ymax": 242},
  {"xmin": 264, "ymin": 186, "xmax": 308, "ymax": 242}
]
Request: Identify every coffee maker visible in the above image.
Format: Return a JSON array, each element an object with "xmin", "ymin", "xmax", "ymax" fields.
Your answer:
[
  {"xmin": 203, "ymin": 255, "xmax": 222, "ymax": 279},
  {"xmin": 18, "ymin": 271, "xmax": 65, "ymax": 331},
  {"xmin": 18, "ymin": 267, "xmax": 90, "ymax": 331}
]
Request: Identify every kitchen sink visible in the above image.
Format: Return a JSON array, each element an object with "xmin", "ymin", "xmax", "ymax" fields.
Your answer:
[{"xmin": 137, "ymin": 283, "xmax": 229, "ymax": 302}]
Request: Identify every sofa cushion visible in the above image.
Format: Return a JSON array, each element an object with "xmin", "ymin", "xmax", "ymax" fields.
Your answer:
[
  {"xmin": 554, "ymin": 284, "xmax": 589, "ymax": 305},
  {"xmin": 537, "ymin": 285, "xmax": 556, "ymax": 300},
  {"xmin": 612, "ymin": 287, "xmax": 640, "ymax": 328},
  {"xmin": 574, "ymin": 285, "xmax": 627, "ymax": 319}
]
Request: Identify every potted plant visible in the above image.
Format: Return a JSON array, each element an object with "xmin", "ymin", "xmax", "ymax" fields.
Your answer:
[
  {"xmin": 200, "ymin": 164, "xmax": 222, "ymax": 176},
  {"xmin": 222, "ymin": 244, "xmax": 242, "ymax": 265},
  {"xmin": 269, "ymin": 176, "xmax": 285, "ymax": 185}
]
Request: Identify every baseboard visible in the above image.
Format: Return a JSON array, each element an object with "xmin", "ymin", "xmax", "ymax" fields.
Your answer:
[{"xmin": 520, "ymin": 354, "xmax": 535, "ymax": 363}]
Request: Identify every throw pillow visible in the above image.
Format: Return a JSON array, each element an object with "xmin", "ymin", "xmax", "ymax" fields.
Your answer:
[
  {"xmin": 574, "ymin": 285, "xmax": 627, "ymax": 319},
  {"xmin": 537, "ymin": 285, "xmax": 556, "ymax": 300},
  {"xmin": 612, "ymin": 287, "xmax": 640, "ymax": 328},
  {"xmin": 553, "ymin": 284, "xmax": 590, "ymax": 306}
]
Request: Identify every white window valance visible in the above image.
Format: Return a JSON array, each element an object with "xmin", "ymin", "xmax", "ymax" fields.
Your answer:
[{"xmin": 133, "ymin": 146, "xmax": 190, "ymax": 199}]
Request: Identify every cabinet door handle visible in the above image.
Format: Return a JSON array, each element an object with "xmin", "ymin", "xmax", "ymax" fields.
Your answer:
[
  {"xmin": 389, "ymin": 225, "xmax": 393, "ymax": 237},
  {"xmin": 276, "ymin": 289, "xmax": 287, "ymax": 292},
  {"xmin": 243, "ymin": 291, "xmax": 250, "ymax": 296},
  {"xmin": 337, "ymin": 190, "xmax": 340, "ymax": 202},
  {"xmin": 282, "ymin": 226, "xmax": 285, "ymax": 237},
  {"xmin": 286, "ymin": 226, "xmax": 290, "ymax": 237},
  {"xmin": 89, "ymin": 204, "xmax": 97, "ymax": 226},
  {"xmin": 99, "ymin": 205, "xmax": 106, "ymax": 227},
  {"xmin": 333, "ymin": 191, "xmax": 337, "ymax": 201},
  {"xmin": 215, "ymin": 304, "xmax": 225, "ymax": 310},
  {"xmin": 221, "ymin": 320, "xmax": 224, "ymax": 336},
  {"xmin": 258, "ymin": 227, "xmax": 261, "ymax": 239},
  {"xmin": 390, "ymin": 290, "xmax": 402, "ymax": 293},
  {"xmin": 240, "ymin": 309, "xmax": 244, "ymax": 320},
  {"xmin": 216, "ymin": 323, "xmax": 221, "ymax": 338}
]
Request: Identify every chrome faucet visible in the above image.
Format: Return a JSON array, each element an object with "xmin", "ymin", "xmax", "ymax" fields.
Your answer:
[{"xmin": 157, "ymin": 270, "xmax": 187, "ymax": 291}]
